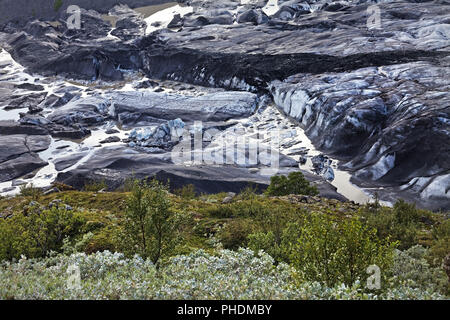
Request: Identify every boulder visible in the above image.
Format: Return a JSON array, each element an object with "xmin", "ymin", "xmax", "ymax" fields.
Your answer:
[
  {"xmin": 128, "ymin": 118, "xmax": 185, "ymax": 149},
  {"xmin": 237, "ymin": 9, "xmax": 269, "ymax": 25},
  {"xmin": 109, "ymin": 5, "xmax": 147, "ymax": 41},
  {"xmin": 0, "ymin": 120, "xmax": 48, "ymax": 135},
  {"xmin": 112, "ymin": 91, "xmax": 258, "ymax": 126},
  {"xmin": 1, "ymin": 92, "xmax": 47, "ymax": 110},
  {"xmin": 48, "ymin": 96, "xmax": 111, "ymax": 126},
  {"xmin": 0, "ymin": 153, "xmax": 48, "ymax": 182},
  {"xmin": 100, "ymin": 136, "xmax": 121, "ymax": 144}
]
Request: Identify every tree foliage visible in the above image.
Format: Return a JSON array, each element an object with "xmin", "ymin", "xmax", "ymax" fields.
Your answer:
[
  {"xmin": 265, "ymin": 172, "xmax": 319, "ymax": 196},
  {"xmin": 120, "ymin": 179, "xmax": 182, "ymax": 265},
  {"xmin": 360, "ymin": 199, "xmax": 427, "ymax": 250},
  {"xmin": 249, "ymin": 212, "xmax": 397, "ymax": 287},
  {"xmin": 0, "ymin": 205, "xmax": 85, "ymax": 261}
]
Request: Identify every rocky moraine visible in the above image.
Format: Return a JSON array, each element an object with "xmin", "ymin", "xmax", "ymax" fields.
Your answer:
[{"xmin": 0, "ymin": 0, "xmax": 448, "ymax": 210}]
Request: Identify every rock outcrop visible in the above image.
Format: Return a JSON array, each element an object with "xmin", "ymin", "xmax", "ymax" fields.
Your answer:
[{"xmin": 0, "ymin": 121, "xmax": 50, "ymax": 182}]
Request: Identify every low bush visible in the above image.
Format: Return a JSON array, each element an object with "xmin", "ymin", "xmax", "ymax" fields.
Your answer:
[
  {"xmin": 119, "ymin": 179, "xmax": 183, "ymax": 264},
  {"xmin": 388, "ymin": 245, "xmax": 448, "ymax": 296},
  {"xmin": 217, "ymin": 219, "xmax": 256, "ymax": 250},
  {"xmin": 51, "ymin": 182, "xmax": 74, "ymax": 191},
  {"xmin": 359, "ymin": 199, "xmax": 427, "ymax": 250},
  {"xmin": 0, "ymin": 205, "xmax": 86, "ymax": 261},
  {"xmin": 265, "ymin": 172, "xmax": 319, "ymax": 197},
  {"xmin": 174, "ymin": 184, "xmax": 197, "ymax": 200},
  {"xmin": 83, "ymin": 180, "xmax": 108, "ymax": 192},
  {"xmin": 248, "ymin": 221, "xmax": 303, "ymax": 264},
  {"xmin": 428, "ymin": 219, "xmax": 450, "ymax": 267},
  {"xmin": 0, "ymin": 249, "xmax": 444, "ymax": 300},
  {"xmin": 19, "ymin": 183, "xmax": 43, "ymax": 200},
  {"xmin": 0, "ymin": 181, "xmax": 447, "ymax": 300},
  {"xmin": 215, "ymin": 198, "xmax": 304, "ymax": 251},
  {"xmin": 288, "ymin": 213, "xmax": 397, "ymax": 287}
]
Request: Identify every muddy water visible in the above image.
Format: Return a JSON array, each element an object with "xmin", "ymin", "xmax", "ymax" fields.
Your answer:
[
  {"xmin": 100, "ymin": 2, "xmax": 191, "ymax": 34},
  {"xmin": 101, "ymin": 2, "xmax": 179, "ymax": 28},
  {"xmin": 135, "ymin": 2, "xmax": 179, "ymax": 18}
]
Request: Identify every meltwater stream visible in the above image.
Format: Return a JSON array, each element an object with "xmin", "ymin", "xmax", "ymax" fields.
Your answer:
[{"xmin": 227, "ymin": 103, "xmax": 376, "ymax": 204}]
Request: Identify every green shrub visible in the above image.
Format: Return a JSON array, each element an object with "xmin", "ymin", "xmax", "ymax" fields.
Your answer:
[
  {"xmin": 0, "ymin": 249, "xmax": 445, "ymax": 300},
  {"xmin": 120, "ymin": 179, "xmax": 182, "ymax": 264},
  {"xmin": 289, "ymin": 213, "xmax": 397, "ymax": 287},
  {"xmin": 217, "ymin": 219, "xmax": 255, "ymax": 250},
  {"xmin": 203, "ymin": 197, "xmax": 272, "ymax": 219},
  {"xmin": 204, "ymin": 203, "xmax": 237, "ymax": 218},
  {"xmin": 236, "ymin": 184, "xmax": 258, "ymax": 201},
  {"xmin": 248, "ymin": 231, "xmax": 281, "ymax": 262},
  {"xmin": 393, "ymin": 200, "xmax": 421, "ymax": 225},
  {"xmin": 86, "ymin": 230, "xmax": 117, "ymax": 254},
  {"xmin": 54, "ymin": 0, "xmax": 63, "ymax": 12},
  {"xmin": 265, "ymin": 172, "xmax": 319, "ymax": 196},
  {"xmin": 214, "ymin": 198, "xmax": 303, "ymax": 251},
  {"xmin": 51, "ymin": 182, "xmax": 74, "ymax": 191},
  {"xmin": 119, "ymin": 177, "xmax": 136, "ymax": 192},
  {"xmin": 19, "ymin": 183, "xmax": 42, "ymax": 200},
  {"xmin": 62, "ymin": 232, "xmax": 94, "ymax": 255},
  {"xmin": 0, "ymin": 206, "xmax": 85, "ymax": 260},
  {"xmin": 205, "ymin": 196, "xmax": 300, "ymax": 220},
  {"xmin": 83, "ymin": 180, "xmax": 108, "ymax": 192},
  {"xmin": 0, "ymin": 215, "xmax": 22, "ymax": 261},
  {"xmin": 205, "ymin": 194, "xmax": 305, "ymax": 251},
  {"xmin": 248, "ymin": 221, "xmax": 303, "ymax": 264},
  {"xmin": 389, "ymin": 245, "xmax": 448, "ymax": 296},
  {"xmin": 428, "ymin": 219, "xmax": 450, "ymax": 267},
  {"xmin": 174, "ymin": 184, "xmax": 197, "ymax": 200},
  {"xmin": 359, "ymin": 199, "xmax": 424, "ymax": 250}
]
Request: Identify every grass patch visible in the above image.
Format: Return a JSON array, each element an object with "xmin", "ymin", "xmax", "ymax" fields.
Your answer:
[{"xmin": 53, "ymin": 0, "xmax": 63, "ymax": 12}]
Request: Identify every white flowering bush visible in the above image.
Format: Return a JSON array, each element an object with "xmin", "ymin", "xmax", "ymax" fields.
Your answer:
[
  {"xmin": 0, "ymin": 249, "xmax": 447, "ymax": 300},
  {"xmin": 387, "ymin": 245, "xmax": 448, "ymax": 295},
  {"xmin": 0, "ymin": 251, "xmax": 157, "ymax": 300},
  {"xmin": 155, "ymin": 248, "xmax": 298, "ymax": 299}
]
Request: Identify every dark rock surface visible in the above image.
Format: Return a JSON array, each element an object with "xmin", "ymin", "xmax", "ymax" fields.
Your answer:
[
  {"xmin": 0, "ymin": 0, "xmax": 448, "ymax": 209},
  {"xmin": 112, "ymin": 91, "xmax": 258, "ymax": 126},
  {"xmin": 0, "ymin": 92, "xmax": 47, "ymax": 110},
  {"xmin": 54, "ymin": 152, "xmax": 89, "ymax": 172},
  {"xmin": 0, "ymin": 16, "xmax": 139, "ymax": 81},
  {"xmin": 0, "ymin": 153, "xmax": 48, "ymax": 182},
  {"xmin": 1, "ymin": 1, "xmax": 445, "ymax": 88},
  {"xmin": 48, "ymin": 96, "xmax": 111, "ymax": 127},
  {"xmin": 0, "ymin": 120, "xmax": 49, "ymax": 136},
  {"xmin": 43, "ymin": 92, "xmax": 79, "ymax": 109},
  {"xmin": 0, "ymin": 134, "xmax": 50, "ymax": 163},
  {"xmin": 55, "ymin": 145, "xmax": 346, "ymax": 200},
  {"xmin": 237, "ymin": 9, "xmax": 269, "ymax": 25},
  {"xmin": 270, "ymin": 59, "xmax": 450, "ymax": 210},
  {"xmin": 0, "ymin": 138, "xmax": 50, "ymax": 182},
  {"xmin": 100, "ymin": 136, "xmax": 122, "ymax": 144},
  {"xmin": 0, "ymin": 0, "xmax": 175, "ymax": 26},
  {"xmin": 44, "ymin": 90, "xmax": 258, "ymax": 127},
  {"xmin": 137, "ymin": 1, "xmax": 449, "ymax": 90},
  {"xmin": 109, "ymin": 5, "xmax": 148, "ymax": 41}
]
